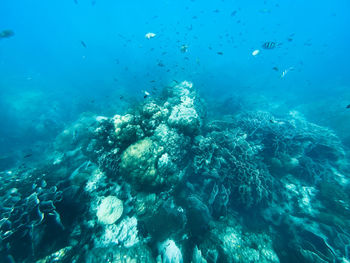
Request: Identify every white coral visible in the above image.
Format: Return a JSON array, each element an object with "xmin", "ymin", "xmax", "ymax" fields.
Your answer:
[
  {"xmin": 96, "ymin": 196, "xmax": 123, "ymax": 225},
  {"xmin": 97, "ymin": 216, "xmax": 139, "ymax": 248}
]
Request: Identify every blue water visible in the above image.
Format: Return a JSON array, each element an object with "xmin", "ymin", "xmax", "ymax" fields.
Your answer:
[{"xmin": 1, "ymin": 0, "xmax": 350, "ymax": 262}]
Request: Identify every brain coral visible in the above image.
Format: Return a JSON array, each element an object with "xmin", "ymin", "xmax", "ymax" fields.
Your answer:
[
  {"xmin": 96, "ymin": 195, "xmax": 123, "ymax": 225},
  {"xmin": 120, "ymin": 137, "xmax": 163, "ymax": 188}
]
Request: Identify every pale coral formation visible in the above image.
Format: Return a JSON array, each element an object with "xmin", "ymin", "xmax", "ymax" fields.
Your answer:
[
  {"xmin": 96, "ymin": 196, "xmax": 123, "ymax": 225},
  {"xmin": 167, "ymin": 81, "xmax": 201, "ymax": 135},
  {"xmin": 113, "ymin": 114, "xmax": 144, "ymax": 146},
  {"xmin": 120, "ymin": 137, "xmax": 162, "ymax": 188}
]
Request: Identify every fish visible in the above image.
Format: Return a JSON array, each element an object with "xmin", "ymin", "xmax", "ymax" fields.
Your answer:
[
  {"xmin": 252, "ymin": 49, "xmax": 260, "ymax": 56},
  {"xmin": 231, "ymin": 10, "xmax": 237, "ymax": 16},
  {"xmin": 80, "ymin": 41, "xmax": 87, "ymax": 48},
  {"xmin": 217, "ymin": 51, "xmax": 224, "ymax": 55},
  {"xmin": 346, "ymin": 104, "xmax": 350, "ymax": 109},
  {"xmin": 262, "ymin": 41, "xmax": 279, "ymax": 49},
  {"xmin": 0, "ymin": 29, "xmax": 15, "ymax": 39},
  {"xmin": 180, "ymin": 44, "xmax": 188, "ymax": 53},
  {"xmin": 24, "ymin": 153, "xmax": 33, "ymax": 158},
  {"xmin": 280, "ymin": 67, "xmax": 294, "ymax": 78},
  {"xmin": 272, "ymin": 66, "xmax": 279, "ymax": 71},
  {"xmin": 144, "ymin": 91, "xmax": 150, "ymax": 99},
  {"xmin": 145, "ymin": 32, "xmax": 156, "ymax": 39}
]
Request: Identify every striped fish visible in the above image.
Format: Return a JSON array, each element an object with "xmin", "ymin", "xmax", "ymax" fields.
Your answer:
[{"xmin": 262, "ymin": 41, "xmax": 279, "ymax": 49}]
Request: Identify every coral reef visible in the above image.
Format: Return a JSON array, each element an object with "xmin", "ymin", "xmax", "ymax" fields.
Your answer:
[{"xmin": 1, "ymin": 80, "xmax": 349, "ymax": 263}]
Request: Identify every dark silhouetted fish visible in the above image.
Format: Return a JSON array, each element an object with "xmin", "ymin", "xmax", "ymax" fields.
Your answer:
[
  {"xmin": 80, "ymin": 41, "xmax": 87, "ymax": 48},
  {"xmin": 231, "ymin": 10, "xmax": 237, "ymax": 16},
  {"xmin": 217, "ymin": 51, "xmax": 224, "ymax": 55},
  {"xmin": 272, "ymin": 66, "xmax": 279, "ymax": 71},
  {"xmin": 0, "ymin": 29, "xmax": 15, "ymax": 39},
  {"xmin": 346, "ymin": 104, "xmax": 350, "ymax": 109},
  {"xmin": 262, "ymin": 41, "xmax": 279, "ymax": 49},
  {"xmin": 24, "ymin": 153, "xmax": 33, "ymax": 158}
]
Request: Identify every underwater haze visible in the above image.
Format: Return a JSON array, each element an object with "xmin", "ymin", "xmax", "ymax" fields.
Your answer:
[{"xmin": 1, "ymin": 0, "xmax": 350, "ymax": 262}]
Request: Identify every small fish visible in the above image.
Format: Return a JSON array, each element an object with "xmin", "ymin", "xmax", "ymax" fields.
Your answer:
[
  {"xmin": 119, "ymin": 95, "xmax": 124, "ymax": 100},
  {"xmin": 24, "ymin": 153, "xmax": 33, "ymax": 158},
  {"xmin": 0, "ymin": 29, "xmax": 15, "ymax": 39},
  {"xmin": 280, "ymin": 67, "xmax": 294, "ymax": 78},
  {"xmin": 80, "ymin": 40, "xmax": 87, "ymax": 48},
  {"xmin": 262, "ymin": 41, "xmax": 279, "ymax": 49},
  {"xmin": 231, "ymin": 10, "xmax": 237, "ymax": 16},
  {"xmin": 144, "ymin": 91, "xmax": 150, "ymax": 99},
  {"xmin": 346, "ymin": 104, "xmax": 350, "ymax": 109},
  {"xmin": 272, "ymin": 66, "xmax": 279, "ymax": 71},
  {"xmin": 252, "ymin": 49, "xmax": 260, "ymax": 56},
  {"xmin": 217, "ymin": 51, "xmax": 224, "ymax": 55},
  {"xmin": 158, "ymin": 61, "xmax": 165, "ymax": 67},
  {"xmin": 145, "ymin": 32, "xmax": 156, "ymax": 39},
  {"xmin": 180, "ymin": 44, "xmax": 188, "ymax": 53}
]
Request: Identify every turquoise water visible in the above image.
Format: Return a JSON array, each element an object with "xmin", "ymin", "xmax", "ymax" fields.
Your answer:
[{"xmin": 1, "ymin": 0, "xmax": 350, "ymax": 262}]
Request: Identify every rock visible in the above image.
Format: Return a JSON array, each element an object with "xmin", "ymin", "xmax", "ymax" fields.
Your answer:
[{"xmin": 97, "ymin": 196, "xmax": 123, "ymax": 225}]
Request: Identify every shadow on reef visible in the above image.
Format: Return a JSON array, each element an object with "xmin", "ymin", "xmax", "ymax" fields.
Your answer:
[{"xmin": 1, "ymin": 81, "xmax": 350, "ymax": 262}]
